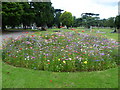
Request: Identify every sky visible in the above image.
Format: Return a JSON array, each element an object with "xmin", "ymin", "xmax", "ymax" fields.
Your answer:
[{"xmin": 51, "ymin": 0, "xmax": 119, "ymax": 19}]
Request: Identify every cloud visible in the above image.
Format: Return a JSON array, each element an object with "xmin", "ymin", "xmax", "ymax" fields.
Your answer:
[
  {"xmin": 93, "ymin": 0, "xmax": 119, "ymax": 3},
  {"xmin": 51, "ymin": 0, "xmax": 119, "ymax": 19}
]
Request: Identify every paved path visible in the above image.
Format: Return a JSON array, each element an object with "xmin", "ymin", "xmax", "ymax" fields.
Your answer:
[
  {"xmin": 0, "ymin": 30, "xmax": 36, "ymax": 47},
  {"xmin": 1, "ymin": 30, "xmax": 36, "ymax": 39}
]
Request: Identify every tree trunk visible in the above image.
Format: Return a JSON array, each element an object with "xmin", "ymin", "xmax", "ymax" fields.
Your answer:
[
  {"xmin": 41, "ymin": 26, "xmax": 47, "ymax": 31},
  {"xmin": 67, "ymin": 26, "xmax": 69, "ymax": 29},
  {"xmin": 117, "ymin": 27, "xmax": 120, "ymax": 33},
  {"xmin": 2, "ymin": 25, "xmax": 6, "ymax": 31}
]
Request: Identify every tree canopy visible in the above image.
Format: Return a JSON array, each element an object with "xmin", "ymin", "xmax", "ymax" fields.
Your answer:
[
  {"xmin": 2, "ymin": 2, "xmax": 54, "ymax": 30},
  {"xmin": 2, "ymin": 2, "xmax": 119, "ymax": 30},
  {"xmin": 115, "ymin": 15, "xmax": 120, "ymax": 29},
  {"xmin": 2, "ymin": 2, "xmax": 23, "ymax": 29},
  {"xmin": 59, "ymin": 11, "xmax": 73, "ymax": 28}
]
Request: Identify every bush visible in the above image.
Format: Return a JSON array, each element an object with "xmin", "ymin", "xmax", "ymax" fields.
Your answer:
[{"xmin": 2, "ymin": 31, "xmax": 119, "ymax": 72}]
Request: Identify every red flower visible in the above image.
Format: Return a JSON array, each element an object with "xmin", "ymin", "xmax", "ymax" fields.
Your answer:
[
  {"xmin": 48, "ymin": 63, "xmax": 50, "ymax": 64},
  {"xmin": 19, "ymin": 48, "xmax": 22, "ymax": 50},
  {"xmin": 50, "ymin": 80, "xmax": 52, "ymax": 82},
  {"xmin": 60, "ymin": 26, "xmax": 63, "ymax": 28},
  {"xmin": 71, "ymin": 29, "xmax": 75, "ymax": 30},
  {"xmin": 82, "ymin": 30, "xmax": 85, "ymax": 32},
  {"xmin": 6, "ymin": 62, "xmax": 10, "ymax": 64},
  {"xmin": 26, "ymin": 32, "xmax": 28, "ymax": 33},
  {"xmin": 31, "ymin": 35, "xmax": 34, "ymax": 37},
  {"xmin": 82, "ymin": 52, "xmax": 86, "ymax": 54}
]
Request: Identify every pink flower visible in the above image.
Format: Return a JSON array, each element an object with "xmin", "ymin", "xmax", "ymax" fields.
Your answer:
[
  {"xmin": 32, "ymin": 57, "xmax": 35, "ymax": 59},
  {"xmin": 30, "ymin": 47, "xmax": 32, "ymax": 49}
]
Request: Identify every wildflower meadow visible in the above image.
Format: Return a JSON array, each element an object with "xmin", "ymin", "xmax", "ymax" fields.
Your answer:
[{"xmin": 2, "ymin": 30, "xmax": 119, "ymax": 72}]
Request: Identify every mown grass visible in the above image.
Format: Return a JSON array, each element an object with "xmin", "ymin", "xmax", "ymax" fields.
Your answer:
[
  {"xmin": 2, "ymin": 27, "xmax": 119, "ymax": 88},
  {"xmin": 76, "ymin": 27, "xmax": 118, "ymax": 41},
  {"xmin": 2, "ymin": 63, "xmax": 118, "ymax": 88}
]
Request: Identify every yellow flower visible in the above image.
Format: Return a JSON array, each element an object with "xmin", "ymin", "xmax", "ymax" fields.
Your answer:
[
  {"xmin": 62, "ymin": 47, "xmax": 64, "ymax": 49},
  {"xmin": 58, "ymin": 59, "xmax": 60, "ymax": 61},
  {"xmin": 63, "ymin": 61, "xmax": 66, "ymax": 63},
  {"xmin": 90, "ymin": 47, "xmax": 93, "ymax": 48},
  {"xmin": 84, "ymin": 61, "xmax": 87, "ymax": 64}
]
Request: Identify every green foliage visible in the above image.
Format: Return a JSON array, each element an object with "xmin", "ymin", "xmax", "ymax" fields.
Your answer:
[
  {"xmin": 98, "ymin": 17, "xmax": 115, "ymax": 28},
  {"xmin": 83, "ymin": 16, "xmax": 99, "ymax": 28},
  {"xmin": 2, "ymin": 2, "xmax": 23, "ymax": 29},
  {"xmin": 54, "ymin": 9, "xmax": 63, "ymax": 28},
  {"xmin": 73, "ymin": 17, "xmax": 83, "ymax": 27},
  {"xmin": 20, "ymin": 2, "xmax": 35, "ymax": 28},
  {"xmin": 34, "ymin": 2, "xmax": 54, "ymax": 27},
  {"xmin": 59, "ymin": 11, "xmax": 73, "ymax": 28},
  {"xmin": 115, "ymin": 15, "xmax": 120, "ymax": 29},
  {"xmin": 2, "ymin": 2, "xmax": 54, "ymax": 29},
  {"xmin": 106, "ymin": 17, "xmax": 115, "ymax": 28}
]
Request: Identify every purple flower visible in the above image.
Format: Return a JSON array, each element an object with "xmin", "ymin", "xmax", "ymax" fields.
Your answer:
[
  {"xmin": 94, "ymin": 59, "xmax": 104, "ymax": 62},
  {"xmin": 95, "ymin": 60, "xmax": 100, "ymax": 61},
  {"xmin": 32, "ymin": 57, "xmax": 35, "ymax": 59},
  {"xmin": 100, "ymin": 53, "xmax": 105, "ymax": 55},
  {"xmin": 26, "ymin": 41, "xmax": 31, "ymax": 44},
  {"xmin": 45, "ymin": 54, "xmax": 49, "ymax": 56}
]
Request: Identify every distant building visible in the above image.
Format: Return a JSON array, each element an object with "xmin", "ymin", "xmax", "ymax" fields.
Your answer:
[{"xmin": 118, "ymin": 1, "xmax": 120, "ymax": 15}]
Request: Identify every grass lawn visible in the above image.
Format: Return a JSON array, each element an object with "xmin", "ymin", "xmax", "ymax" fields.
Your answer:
[
  {"xmin": 2, "ymin": 28, "xmax": 119, "ymax": 88},
  {"xmin": 2, "ymin": 63, "xmax": 118, "ymax": 88}
]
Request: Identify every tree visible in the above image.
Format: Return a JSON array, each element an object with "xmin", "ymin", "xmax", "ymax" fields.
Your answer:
[
  {"xmin": 2, "ymin": 2, "xmax": 23, "ymax": 30},
  {"xmin": 59, "ymin": 11, "xmax": 73, "ymax": 29},
  {"xmin": 2, "ymin": 2, "xmax": 54, "ymax": 30},
  {"xmin": 106, "ymin": 17, "xmax": 115, "ymax": 28},
  {"xmin": 98, "ymin": 19, "xmax": 107, "ymax": 27},
  {"xmin": 33, "ymin": 2, "xmax": 54, "ymax": 29},
  {"xmin": 115, "ymin": 15, "xmax": 120, "ymax": 33},
  {"xmin": 20, "ymin": 2, "xmax": 35, "ymax": 29},
  {"xmin": 81, "ymin": 13, "xmax": 100, "ymax": 28},
  {"xmin": 72, "ymin": 17, "xmax": 83, "ymax": 27},
  {"xmin": 54, "ymin": 9, "xmax": 64, "ymax": 28}
]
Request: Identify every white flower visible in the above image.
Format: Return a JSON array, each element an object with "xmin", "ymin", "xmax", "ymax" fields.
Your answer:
[
  {"xmin": 69, "ymin": 58, "xmax": 72, "ymax": 60},
  {"xmin": 47, "ymin": 60, "xmax": 50, "ymax": 62},
  {"xmin": 27, "ymin": 56, "xmax": 29, "ymax": 58},
  {"xmin": 61, "ymin": 49, "xmax": 63, "ymax": 51},
  {"xmin": 65, "ymin": 51, "xmax": 68, "ymax": 52},
  {"xmin": 78, "ymin": 58, "xmax": 82, "ymax": 61}
]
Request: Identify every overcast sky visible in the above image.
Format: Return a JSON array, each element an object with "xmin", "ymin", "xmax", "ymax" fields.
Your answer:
[{"xmin": 51, "ymin": 0, "xmax": 119, "ymax": 19}]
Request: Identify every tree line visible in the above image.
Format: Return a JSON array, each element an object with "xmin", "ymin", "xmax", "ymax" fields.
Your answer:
[{"xmin": 2, "ymin": 2, "xmax": 120, "ymax": 30}]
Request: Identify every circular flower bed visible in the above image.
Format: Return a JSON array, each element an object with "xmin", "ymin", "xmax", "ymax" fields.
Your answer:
[{"xmin": 2, "ymin": 31, "xmax": 119, "ymax": 72}]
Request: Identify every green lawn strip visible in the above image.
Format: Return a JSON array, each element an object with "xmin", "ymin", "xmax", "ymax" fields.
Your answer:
[
  {"xmin": 2, "ymin": 63, "xmax": 118, "ymax": 88},
  {"xmin": 76, "ymin": 28, "xmax": 118, "ymax": 41}
]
